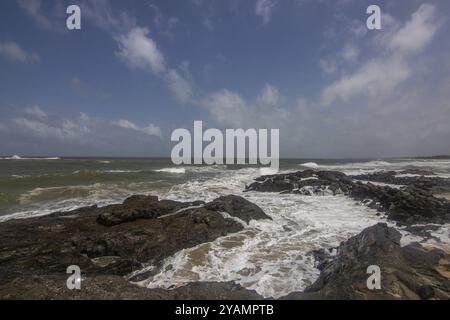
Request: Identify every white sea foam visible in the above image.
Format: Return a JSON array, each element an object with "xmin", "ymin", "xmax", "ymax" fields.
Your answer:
[
  {"xmin": 135, "ymin": 167, "xmax": 387, "ymax": 298},
  {"xmin": 0, "ymin": 183, "xmax": 141, "ymax": 223},
  {"xmin": 103, "ymin": 170, "xmax": 142, "ymax": 173},
  {"xmin": 2, "ymin": 160, "xmax": 450, "ymax": 298},
  {"xmin": 399, "ymin": 224, "xmax": 450, "ymax": 251},
  {"xmin": 1, "ymin": 155, "xmax": 61, "ymax": 160},
  {"xmin": 299, "ymin": 162, "xmax": 320, "ymax": 169},
  {"xmin": 298, "ymin": 159, "xmax": 450, "ymax": 176},
  {"xmin": 134, "ymin": 165, "xmax": 450, "ymax": 298},
  {"xmin": 154, "ymin": 168, "xmax": 186, "ymax": 174},
  {"xmin": 137, "ymin": 192, "xmax": 385, "ymax": 298},
  {"xmin": 259, "ymin": 167, "xmax": 279, "ymax": 176}
]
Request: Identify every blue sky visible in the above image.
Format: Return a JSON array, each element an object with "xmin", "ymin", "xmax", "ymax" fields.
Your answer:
[{"xmin": 0, "ymin": 0, "xmax": 449, "ymax": 158}]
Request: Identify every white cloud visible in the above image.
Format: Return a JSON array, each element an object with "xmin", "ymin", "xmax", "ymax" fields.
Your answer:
[
  {"xmin": 201, "ymin": 84, "xmax": 289, "ymax": 128},
  {"xmin": 79, "ymin": 112, "xmax": 90, "ymax": 122},
  {"xmin": 321, "ymin": 57, "xmax": 411, "ymax": 106},
  {"xmin": 0, "ymin": 106, "xmax": 165, "ymax": 156},
  {"xmin": 256, "ymin": 0, "xmax": 277, "ymax": 24},
  {"xmin": 321, "ymin": 4, "xmax": 441, "ymax": 106},
  {"xmin": 202, "ymin": 89, "xmax": 248, "ymax": 127},
  {"xmin": 0, "ymin": 41, "xmax": 39, "ymax": 64},
  {"xmin": 385, "ymin": 4, "xmax": 440, "ymax": 55},
  {"xmin": 116, "ymin": 27, "xmax": 166, "ymax": 74},
  {"xmin": 165, "ymin": 69, "xmax": 193, "ymax": 104},
  {"xmin": 115, "ymin": 27, "xmax": 193, "ymax": 104},
  {"xmin": 319, "ymin": 59, "xmax": 337, "ymax": 75},
  {"xmin": 25, "ymin": 105, "xmax": 47, "ymax": 118},
  {"xmin": 12, "ymin": 116, "xmax": 90, "ymax": 141},
  {"xmin": 258, "ymin": 84, "xmax": 281, "ymax": 107},
  {"xmin": 115, "ymin": 119, "xmax": 162, "ymax": 138},
  {"xmin": 341, "ymin": 44, "xmax": 359, "ymax": 63},
  {"xmin": 141, "ymin": 124, "xmax": 163, "ymax": 138}
]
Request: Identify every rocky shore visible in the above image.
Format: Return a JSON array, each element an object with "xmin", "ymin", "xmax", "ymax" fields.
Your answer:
[
  {"xmin": 1, "ymin": 169, "xmax": 449, "ymax": 300},
  {"xmin": 283, "ymin": 223, "xmax": 450, "ymax": 300},
  {"xmin": 0, "ymin": 195, "xmax": 269, "ymax": 299},
  {"xmin": 245, "ymin": 169, "xmax": 450, "ymax": 225},
  {"xmin": 245, "ymin": 169, "xmax": 450, "ymax": 299}
]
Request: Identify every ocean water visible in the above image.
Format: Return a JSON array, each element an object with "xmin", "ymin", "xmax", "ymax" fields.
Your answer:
[{"xmin": 1, "ymin": 156, "xmax": 450, "ymax": 298}]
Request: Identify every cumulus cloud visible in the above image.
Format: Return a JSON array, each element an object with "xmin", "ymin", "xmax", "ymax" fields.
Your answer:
[
  {"xmin": 18, "ymin": 0, "xmax": 191, "ymax": 105},
  {"xmin": 25, "ymin": 105, "xmax": 47, "ymax": 118},
  {"xmin": 202, "ymin": 89, "xmax": 248, "ymax": 127},
  {"xmin": 201, "ymin": 84, "xmax": 288, "ymax": 129},
  {"xmin": 321, "ymin": 3, "xmax": 441, "ymax": 106},
  {"xmin": 116, "ymin": 27, "xmax": 166, "ymax": 74},
  {"xmin": 199, "ymin": 3, "xmax": 449, "ymax": 158},
  {"xmin": 114, "ymin": 119, "xmax": 162, "ymax": 138},
  {"xmin": 11, "ymin": 115, "xmax": 90, "ymax": 141},
  {"xmin": 258, "ymin": 84, "xmax": 281, "ymax": 107},
  {"xmin": 115, "ymin": 26, "xmax": 193, "ymax": 103},
  {"xmin": 384, "ymin": 4, "xmax": 440, "ymax": 55},
  {"xmin": 321, "ymin": 57, "xmax": 411, "ymax": 106},
  {"xmin": 165, "ymin": 69, "xmax": 194, "ymax": 103},
  {"xmin": 0, "ymin": 106, "xmax": 164, "ymax": 156},
  {"xmin": 341, "ymin": 44, "xmax": 359, "ymax": 63},
  {"xmin": 255, "ymin": 0, "xmax": 277, "ymax": 24},
  {"xmin": 0, "ymin": 41, "xmax": 39, "ymax": 63}
]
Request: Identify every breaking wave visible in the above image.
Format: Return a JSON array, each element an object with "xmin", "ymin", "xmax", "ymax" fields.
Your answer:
[{"xmin": 154, "ymin": 168, "xmax": 186, "ymax": 174}]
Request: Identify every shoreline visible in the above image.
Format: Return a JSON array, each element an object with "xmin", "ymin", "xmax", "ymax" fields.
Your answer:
[{"xmin": 1, "ymin": 168, "xmax": 449, "ymax": 299}]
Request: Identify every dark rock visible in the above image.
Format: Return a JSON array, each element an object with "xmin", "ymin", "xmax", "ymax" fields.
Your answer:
[
  {"xmin": 247, "ymin": 170, "xmax": 450, "ymax": 225},
  {"xmin": 97, "ymin": 195, "xmax": 205, "ymax": 226},
  {"xmin": 245, "ymin": 170, "xmax": 351, "ymax": 195},
  {"xmin": 349, "ymin": 182, "xmax": 450, "ymax": 224},
  {"xmin": 0, "ymin": 275, "xmax": 264, "ymax": 300},
  {"xmin": 351, "ymin": 170, "xmax": 450, "ymax": 195},
  {"xmin": 0, "ymin": 194, "xmax": 266, "ymax": 299},
  {"xmin": 204, "ymin": 195, "xmax": 272, "ymax": 223},
  {"xmin": 282, "ymin": 224, "xmax": 450, "ymax": 300}
]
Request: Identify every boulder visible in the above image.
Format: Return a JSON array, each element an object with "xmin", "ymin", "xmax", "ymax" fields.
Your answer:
[
  {"xmin": 283, "ymin": 223, "xmax": 450, "ymax": 300},
  {"xmin": 0, "ymin": 194, "xmax": 267, "ymax": 299},
  {"xmin": 204, "ymin": 195, "xmax": 272, "ymax": 223}
]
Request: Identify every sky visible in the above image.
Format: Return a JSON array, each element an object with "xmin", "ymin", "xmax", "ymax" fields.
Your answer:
[{"xmin": 0, "ymin": 0, "xmax": 449, "ymax": 158}]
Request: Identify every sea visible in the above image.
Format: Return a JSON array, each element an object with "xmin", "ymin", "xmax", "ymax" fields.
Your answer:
[{"xmin": 1, "ymin": 156, "xmax": 450, "ymax": 298}]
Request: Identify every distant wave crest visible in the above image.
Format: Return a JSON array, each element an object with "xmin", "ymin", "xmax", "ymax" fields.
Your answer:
[
  {"xmin": 1, "ymin": 155, "xmax": 61, "ymax": 160},
  {"xmin": 154, "ymin": 168, "xmax": 186, "ymax": 174},
  {"xmin": 299, "ymin": 162, "xmax": 320, "ymax": 168}
]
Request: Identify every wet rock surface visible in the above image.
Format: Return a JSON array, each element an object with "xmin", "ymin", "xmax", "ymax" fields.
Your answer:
[
  {"xmin": 204, "ymin": 195, "xmax": 272, "ymax": 223},
  {"xmin": 283, "ymin": 223, "xmax": 450, "ymax": 300},
  {"xmin": 246, "ymin": 170, "xmax": 450, "ymax": 225},
  {"xmin": 349, "ymin": 182, "xmax": 450, "ymax": 224},
  {"xmin": 0, "ymin": 195, "xmax": 267, "ymax": 300},
  {"xmin": 246, "ymin": 170, "xmax": 352, "ymax": 195},
  {"xmin": 0, "ymin": 276, "xmax": 263, "ymax": 300},
  {"xmin": 1, "ymin": 170, "xmax": 450, "ymax": 300},
  {"xmin": 351, "ymin": 170, "xmax": 450, "ymax": 194}
]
